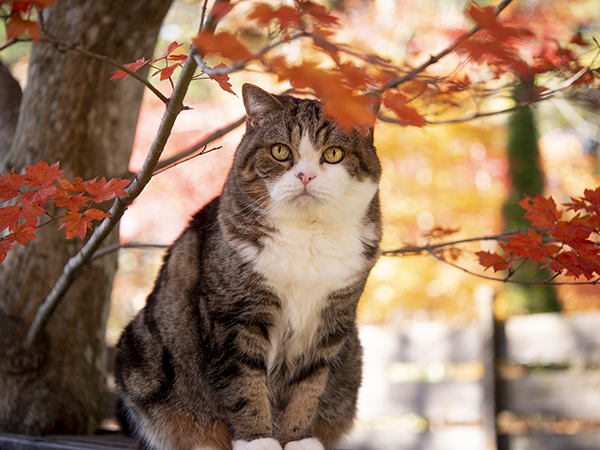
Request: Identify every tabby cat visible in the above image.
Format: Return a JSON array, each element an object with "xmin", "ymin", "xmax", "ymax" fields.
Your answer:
[{"xmin": 114, "ymin": 84, "xmax": 382, "ymax": 450}]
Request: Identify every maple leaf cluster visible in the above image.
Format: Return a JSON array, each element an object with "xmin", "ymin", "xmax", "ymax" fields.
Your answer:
[
  {"xmin": 476, "ymin": 189, "xmax": 600, "ymax": 280},
  {"xmin": 110, "ymin": 41, "xmax": 187, "ymax": 83},
  {"xmin": 0, "ymin": 161, "xmax": 129, "ymax": 263},
  {"xmin": 107, "ymin": 0, "xmax": 599, "ymax": 132},
  {"xmin": 1, "ymin": 0, "xmax": 54, "ymax": 43}
]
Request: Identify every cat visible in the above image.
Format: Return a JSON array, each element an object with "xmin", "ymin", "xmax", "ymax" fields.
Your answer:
[{"xmin": 114, "ymin": 83, "xmax": 382, "ymax": 450}]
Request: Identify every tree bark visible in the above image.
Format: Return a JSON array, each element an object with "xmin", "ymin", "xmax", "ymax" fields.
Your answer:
[{"xmin": 0, "ymin": 0, "xmax": 172, "ymax": 435}]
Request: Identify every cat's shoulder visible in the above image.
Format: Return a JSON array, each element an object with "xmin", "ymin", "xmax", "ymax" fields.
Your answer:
[{"xmin": 159, "ymin": 195, "xmax": 222, "ymax": 284}]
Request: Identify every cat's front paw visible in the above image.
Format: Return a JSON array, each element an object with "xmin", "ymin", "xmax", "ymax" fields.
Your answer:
[
  {"xmin": 232, "ymin": 438, "xmax": 282, "ymax": 450},
  {"xmin": 283, "ymin": 438, "xmax": 324, "ymax": 450}
]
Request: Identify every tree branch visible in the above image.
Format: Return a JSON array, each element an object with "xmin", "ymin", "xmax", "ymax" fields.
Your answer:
[
  {"xmin": 152, "ymin": 114, "xmax": 246, "ymax": 174},
  {"xmin": 25, "ymin": 48, "xmax": 200, "ymax": 347},
  {"xmin": 383, "ymin": 228, "xmax": 600, "ymax": 286},
  {"xmin": 378, "ymin": 0, "xmax": 514, "ymax": 92}
]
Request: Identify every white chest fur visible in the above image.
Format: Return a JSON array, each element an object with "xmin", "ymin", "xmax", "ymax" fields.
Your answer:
[
  {"xmin": 253, "ymin": 193, "xmax": 377, "ymax": 370},
  {"xmin": 258, "ymin": 220, "xmax": 363, "ymax": 369}
]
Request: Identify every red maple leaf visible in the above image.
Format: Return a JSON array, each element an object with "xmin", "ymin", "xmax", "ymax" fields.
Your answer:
[
  {"xmin": 205, "ymin": 1, "xmax": 236, "ymax": 28},
  {"xmin": 84, "ymin": 177, "xmax": 129, "ymax": 203},
  {"xmin": 50, "ymin": 189, "xmax": 89, "ymax": 213},
  {"xmin": 517, "ymin": 193, "xmax": 562, "ymax": 228},
  {"xmin": 57, "ymin": 176, "xmax": 86, "ymax": 194},
  {"xmin": 58, "ymin": 208, "xmax": 111, "ymax": 240},
  {"xmin": 110, "ymin": 58, "xmax": 148, "ymax": 80},
  {"xmin": 0, "ymin": 169, "xmax": 26, "ymax": 202},
  {"xmin": 550, "ymin": 222, "xmax": 595, "ymax": 252},
  {"xmin": 152, "ymin": 64, "xmax": 179, "ymax": 81},
  {"xmin": 207, "ymin": 64, "xmax": 236, "ymax": 95},
  {"xmin": 159, "ymin": 41, "xmax": 184, "ymax": 60},
  {"xmin": 24, "ymin": 160, "xmax": 64, "ymax": 187},
  {"xmin": 502, "ymin": 228, "xmax": 551, "ymax": 263},
  {"xmin": 0, "ymin": 203, "xmax": 45, "ymax": 232},
  {"xmin": 549, "ymin": 249, "xmax": 600, "ymax": 279},
  {"xmin": 0, "ymin": 238, "xmax": 14, "ymax": 263},
  {"xmin": 476, "ymin": 250, "xmax": 515, "ymax": 272},
  {"xmin": 10, "ymin": 222, "xmax": 37, "ymax": 246}
]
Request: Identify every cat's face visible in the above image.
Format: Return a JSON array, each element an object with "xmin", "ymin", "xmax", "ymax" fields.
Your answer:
[{"xmin": 231, "ymin": 84, "xmax": 381, "ymax": 222}]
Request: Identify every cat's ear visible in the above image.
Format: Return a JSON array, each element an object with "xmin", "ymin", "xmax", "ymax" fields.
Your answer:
[{"xmin": 242, "ymin": 84, "xmax": 286, "ymax": 128}]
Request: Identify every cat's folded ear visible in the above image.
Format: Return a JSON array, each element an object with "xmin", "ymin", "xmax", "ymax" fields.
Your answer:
[{"xmin": 242, "ymin": 84, "xmax": 287, "ymax": 129}]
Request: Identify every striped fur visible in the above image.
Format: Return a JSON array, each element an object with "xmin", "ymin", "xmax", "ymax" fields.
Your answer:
[{"xmin": 114, "ymin": 84, "xmax": 382, "ymax": 450}]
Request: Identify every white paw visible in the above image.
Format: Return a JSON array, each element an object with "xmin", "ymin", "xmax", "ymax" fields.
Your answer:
[
  {"xmin": 284, "ymin": 438, "xmax": 324, "ymax": 450},
  {"xmin": 233, "ymin": 438, "xmax": 282, "ymax": 450}
]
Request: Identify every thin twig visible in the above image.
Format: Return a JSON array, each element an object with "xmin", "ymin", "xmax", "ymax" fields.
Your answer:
[
  {"xmin": 90, "ymin": 242, "xmax": 168, "ymax": 262},
  {"xmin": 25, "ymin": 48, "xmax": 200, "ymax": 347},
  {"xmin": 40, "ymin": 36, "xmax": 169, "ymax": 104},
  {"xmin": 425, "ymin": 246, "xmax": 600, "ymax": 286},
  {"xmin": 382, "ymin": 228, "xmax": 540, "ymax": 256},
  {"xmin": 379, "ymin": 0, "xmax": 514, "ymax": 92},
  {"xmin": 152, "ymin": 114, "xmax": 246, "ymax": 174},
  {"xmin": 152, "ymin": 145, "xmax": 222, "ymax": 177}
]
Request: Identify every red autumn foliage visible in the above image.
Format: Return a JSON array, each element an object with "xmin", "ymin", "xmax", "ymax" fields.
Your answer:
[
  {"xmin": 0, "ymin": 161, "xmax": 130, "ymax": 262},
  {"xmin": 476, "ymin": 188, "xmax": 600, "ymax": 280}
]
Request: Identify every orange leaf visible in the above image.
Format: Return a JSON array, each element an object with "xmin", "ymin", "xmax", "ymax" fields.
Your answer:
[
  {"xmin": 58, "ymin": 208, "xmax": 110, "ymax": 240},
  {"xmin": 57, "ymin": 176, "xmax": 86, "ymax": 194},
  {"xmin": 248, "ymin": 3, "xmax": 302, "ymax": 31},
  {"xmin": 383, "ymin": 90, "xmax": 425, "ymax": 127},
  {"xmin": 323, "ymin": 88, "xmax": 378, "ymax": 131},
  {"xmin": 193, "ymin": 30, "xmax": 252, "ymax": 62},
  {"xmin": 85, "ymin": 177, "xmax": 129, "ymax": 203},
  {"xmin": 110, "ymin": 58, "xmax": 148, "ymax": 80},
  {"xmin": 297, "ymin": 0, "xmax": 339, "ymax": 26},
  {"xmin": 6, "ymin": 13, "xmax": 41, "ymax": 42}
]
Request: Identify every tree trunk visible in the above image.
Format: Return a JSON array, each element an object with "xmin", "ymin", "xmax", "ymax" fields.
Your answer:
[
  {"xmin": 501, "ymin": 103, "xmax": 561, "ymax": 314},
  {"xmin": 0, "ymin": 0, "xmax": 172, "ymax": 435}
]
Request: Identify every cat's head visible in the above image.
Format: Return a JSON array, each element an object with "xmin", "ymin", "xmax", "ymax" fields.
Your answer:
[{"xmin": 228, "ymin": 84, "xmax": 381, "ymax": 223}]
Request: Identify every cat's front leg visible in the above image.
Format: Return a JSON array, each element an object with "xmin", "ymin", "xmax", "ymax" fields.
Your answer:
[
  {"xmin": 278, "ymin": 364, "xmax": 329, "ymax": 449},
  {"xmin": 211, "ymin": 324, "xmax": 279, "ymax": 449}
]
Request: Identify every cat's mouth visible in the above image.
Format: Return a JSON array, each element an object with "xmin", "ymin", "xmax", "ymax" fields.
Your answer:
[{"xmin": 291, "ymin": 190, "xmax": 320, "ymax": 206}]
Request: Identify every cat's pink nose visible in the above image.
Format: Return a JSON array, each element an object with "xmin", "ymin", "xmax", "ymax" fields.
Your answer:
[{"xmin": 296, "ymin": 171, "xmax": 316, "ymax": 185}]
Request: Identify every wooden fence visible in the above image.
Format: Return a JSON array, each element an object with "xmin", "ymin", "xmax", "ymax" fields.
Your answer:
[{"xmin": 346, "ymin": 290, "xmax": 600, "ymax": 450}]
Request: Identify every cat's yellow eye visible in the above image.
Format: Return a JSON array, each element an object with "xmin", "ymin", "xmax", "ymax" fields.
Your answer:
[
  {"xmin": 322, "ymin": 146, "xmax": 345, "ymax": 164},
  {"xmin": 270, "ymin": 144, "xmax": 291, "ymax": 162}
]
